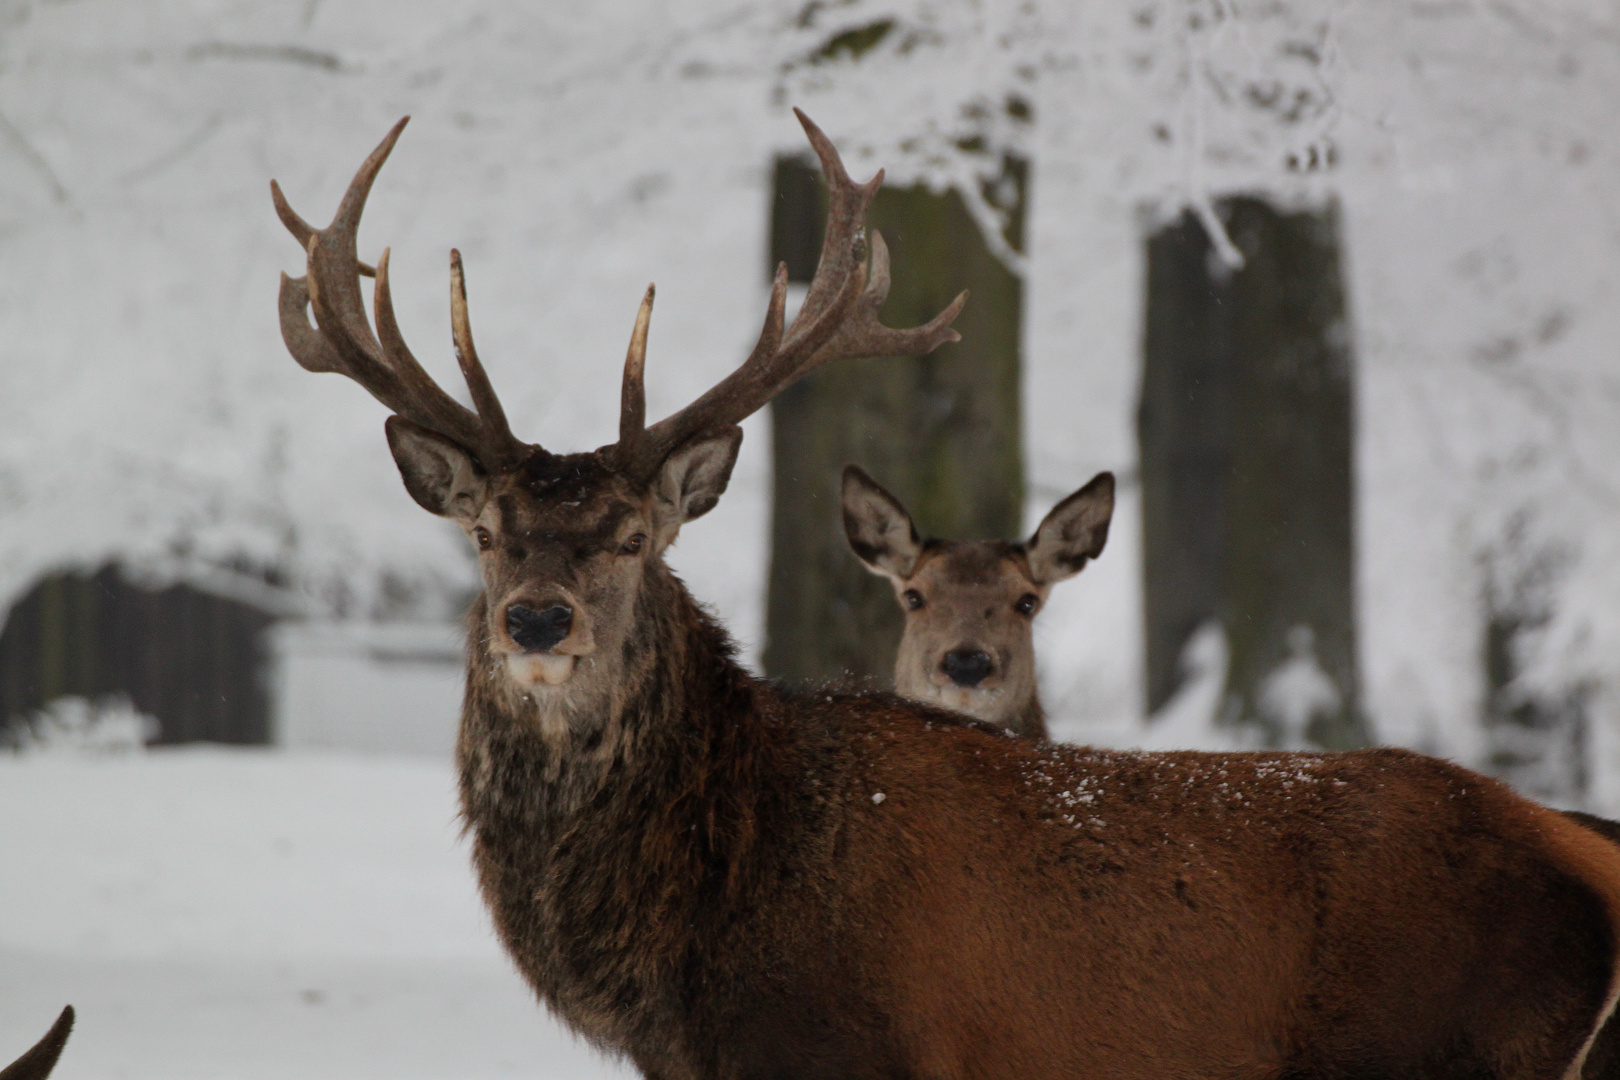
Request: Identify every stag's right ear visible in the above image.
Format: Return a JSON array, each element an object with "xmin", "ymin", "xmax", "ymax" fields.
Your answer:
[
  {"xmin": 841, "ymin": 465, "xmax": 922, "ymax": 581},
  {"xmin": 384, "ymin": 416, "xmax": 488, "ymax": 523}
]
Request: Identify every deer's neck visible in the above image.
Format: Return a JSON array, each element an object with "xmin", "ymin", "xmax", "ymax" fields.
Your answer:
[
  {"xmin": 454, "ymin": 563, "xmax": 788, "ymax": 1041},
  {"xmin": 1010, "ymin": 691, "xmax": 1049, "ymax": 740},
  {"xmin": 457, "ymin": 563, "xmax": 748, "ymax": 842}
]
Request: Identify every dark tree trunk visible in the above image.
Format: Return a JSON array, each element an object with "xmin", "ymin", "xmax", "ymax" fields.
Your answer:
[
  {"xmin": 1139, "ymin": 198, "xmax": 1366, "ymax": 749},
  {"xmin": 763, "ymin": 156, "xmax": 1026, "ymax": 684}
]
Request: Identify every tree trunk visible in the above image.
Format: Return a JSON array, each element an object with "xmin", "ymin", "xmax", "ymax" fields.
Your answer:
[
  {"xmin": 1139, "ymin": 198, "xmax": 1366, "ymax": 749},
  {"xmin": 763, "ymin": 156, "xmax": 1026, "ymax": 684}
]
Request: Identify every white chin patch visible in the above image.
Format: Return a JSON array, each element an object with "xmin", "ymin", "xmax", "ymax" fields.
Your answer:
[
  {"xmin": 938, "ymin": 686, "xmax": 996, "ymax": 719},
  {"xmin": 506, "ymin": 652, "xmax": 577, "ymax": 688}
]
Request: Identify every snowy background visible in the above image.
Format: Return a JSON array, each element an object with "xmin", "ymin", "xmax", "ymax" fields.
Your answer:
[
  {"xmin": 0, "ymin": 747, "xmax": 634, "ymax": 1079},
  {"xmin": 2, "ymin": 0, "xmax": 1619, "ymax": 1075}
]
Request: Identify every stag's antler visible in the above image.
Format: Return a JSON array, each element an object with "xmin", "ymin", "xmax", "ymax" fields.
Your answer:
[
  {"xmin": 271, "ymin": 117, "xmax": 527, "ymax": 471},
  {"xmin": 275, "ymin": 112, "xmax": 964, "ymax": 480},
  {"xmin": 613, "ymin": 109, "xmax": 967, "ymax": 479}
]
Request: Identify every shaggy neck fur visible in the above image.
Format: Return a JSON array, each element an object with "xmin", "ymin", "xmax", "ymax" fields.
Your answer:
[{"xmin": 454, "ymin": 558, "xmax": 821, "ymax": 1064}]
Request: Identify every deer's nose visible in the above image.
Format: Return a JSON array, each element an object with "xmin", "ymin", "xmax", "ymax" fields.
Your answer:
[
  {"xmin": 941, "ymin": 648, "xmax": 994, "ymax": 688},
  {"xmin": 506, "ymin": 604, "xmax": 574, "ymax": 653}
]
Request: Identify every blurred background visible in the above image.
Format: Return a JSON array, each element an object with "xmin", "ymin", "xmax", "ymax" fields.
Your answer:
[{"xmin": 1, "ymin": 0, "xmax": 1617, "ymax": 1076}]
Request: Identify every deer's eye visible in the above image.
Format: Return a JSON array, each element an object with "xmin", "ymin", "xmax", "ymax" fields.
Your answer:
[
  {"xmin": 1014, "ymin": 593, "xmax": 1039, "ymax": 616},
  {"xmin": 902, "ymin": 589, "xmax": 925, "ymax": 611},
  {"xmin": 474, "ymin": 528, "xmax": 494, "ymax": 552},
  {"xmin": 620, "ymin": 533, "xmax": 647, "ymax": 556}
]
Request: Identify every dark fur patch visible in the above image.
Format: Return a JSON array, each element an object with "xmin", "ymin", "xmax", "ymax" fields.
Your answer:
[
  {"xmin": 847, "ymin": 539, "xmax": 886, "ymax": 566},
  {"xmin": 924, "ymin": 540, "xmax": 1025, "ymax": 587}
]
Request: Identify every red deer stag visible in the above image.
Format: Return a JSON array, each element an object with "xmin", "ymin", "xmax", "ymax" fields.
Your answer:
[
  {"xmin": 841, "ymin": 464, "xmax": 1113, "ymax": 739},
  {"xmin": 273, "ymin": 113, "xmax": 1620, "ymax": 1080},
  {"xmin": 0, "ymin": 1007, "xmax": 72, "ymax": 1080}
]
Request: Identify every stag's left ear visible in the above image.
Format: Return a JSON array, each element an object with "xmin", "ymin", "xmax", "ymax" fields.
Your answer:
[
  {"xmin": 652, "ymin": 426, "xmax": 743, "ymax": 550},
  {"xmin": 1026, "ymin": 472, "xmax": 1114, "ymax": 586}
]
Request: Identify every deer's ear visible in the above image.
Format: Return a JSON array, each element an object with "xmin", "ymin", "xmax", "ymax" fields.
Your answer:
[
  {"xmin": 652, "ymin": 426, "xmax": 743, "ymax": 549},
  {"xmin": 841, "ymin": 465, "xmax": 922, "ymax": 581},
  {"xmin": 1026, "ymin": 471, "xmax": 1114, "ymax": 586},
  {"xmin": 385, "ymin": 416, "xmax": 488, "ymax": 523}
]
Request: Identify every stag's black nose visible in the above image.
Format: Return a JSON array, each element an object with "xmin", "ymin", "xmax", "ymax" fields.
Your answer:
[
  {"xmin": 941, "ymin": 648, "xmax": 994, "ymax": 688},
  {"xmin": 506, "ymin": 604, "xmax": 573, "ymax": 653}
]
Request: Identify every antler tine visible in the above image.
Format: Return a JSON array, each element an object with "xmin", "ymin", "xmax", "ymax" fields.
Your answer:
[
  {"xmin": 622, "ymin": 264, "xmax": 791, "ymax": 468},
  {"xmin": 618, "ymin": 285, "xmax": 656, "ymax": 449},
  {"xmin": 449, "ymin": 249, "xmax": 523, "ymax": 461},
  {"xmin": 277, "ymin": 270, "xmax": 347, "ymax": 375},
  {"xmin": 303, "ymin": 118, "xmax": 409, "ymax": 379},
  {"xmin": 801, "ymin": 229, "xmax": 967, "ymax": 370},
  {"xmin": 783, "ymin": 107, "xmax": 883, "ymax": 347},
  {"xmin": 370, "ymin": 248, "xmax": 490, "ymax": 455},
  {"xmin": 621, "ymin": 111, "xmax": 964, "ymax": 478},
  {"xmin": 624, "ymin": 113, "xmax": 875, "ymax": 472},
  {"xmin": 271, "ymin": 178, "xmax": 317, "ymax": 250},
  {"xmin": 273, "ymin": 117, "xmax": 526, "ymax": 470}
]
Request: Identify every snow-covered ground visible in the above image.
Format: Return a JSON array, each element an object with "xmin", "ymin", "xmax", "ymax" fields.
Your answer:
[{"xmin": 0, "ymin": 748, "xmax": 632, "ymax": 1080}]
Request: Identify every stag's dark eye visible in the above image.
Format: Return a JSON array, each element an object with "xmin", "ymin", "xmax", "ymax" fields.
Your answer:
[
  {"xmin": 620, "ymin": 533, "xmax": 647, "ymax": 556},
  {"xmin": 903, "ymin": 589, "xmax": 925, "ymax": 611},
  {"xmin": 1014, "ymin": 593, "xmax": 1039, "ymax": 616},
  {"xmin": 474, "ymin": 528, "xmax": 494, "ymax": 552}
]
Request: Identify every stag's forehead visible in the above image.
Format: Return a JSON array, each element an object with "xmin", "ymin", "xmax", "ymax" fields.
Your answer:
[
  {"xmin": 488, "ymin": 450, "xmax": 639, "ymax": 534},
  {"xmin": 915, "ymin": 540, "xmax": 1031, "ymax": 589}
]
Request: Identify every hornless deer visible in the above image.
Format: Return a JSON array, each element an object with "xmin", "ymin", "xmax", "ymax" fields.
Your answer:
[
  {"xmin": 849, "ymin": 471, "xmax": 1620, "ymax": 1074},
  {"xmin": 274, "ymin": 113, "xmax": 1620, "ymax": 1080},
  {"xmin": 841, "ymin": 464, "xmax": 1114, "ymax": 739},
  {"xmin": 0, "ymin": 1007, "xmax": 72, "ymax": 1080}
]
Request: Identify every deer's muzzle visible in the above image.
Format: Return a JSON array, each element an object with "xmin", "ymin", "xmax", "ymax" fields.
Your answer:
[
  {"xmin": 941, "ymin": 648, "xmax": 995, "ymax": 688},
  {"xmin": 495, "ymin": 589, "xmax": 595, "ymax": 689},
  {"xmin": 507, "ymin": 603, "xmax": 573, "ymax": 653}
]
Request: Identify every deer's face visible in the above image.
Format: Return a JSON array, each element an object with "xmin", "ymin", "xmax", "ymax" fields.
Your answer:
[
  {"xmin": 842, "ymin": 466, "xmax": 1115, "ymax": 729},
  {"xmin": 890, "ymin": 542, "xmax": 1044, "ymax": 722},
  {"xmin": 386, "ymin": 417, "xmax": 742, "ymax": 703},
  {"xmin": 461, "ymin": 454, "xmax": 647, "ymax": 693}
]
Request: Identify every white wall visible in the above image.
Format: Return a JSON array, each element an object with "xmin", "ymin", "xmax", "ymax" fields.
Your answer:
[{"xmin": 270, "ymin": 621, "xmax": 464, "ymax": 758}]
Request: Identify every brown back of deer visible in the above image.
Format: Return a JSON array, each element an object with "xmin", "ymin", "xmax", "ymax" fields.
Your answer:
[
  {"xmin": 0, "ymin": 1008, "xmax": 72, "ymax": 1080},
  {"xmin": 841, "ymin": 465, "xmax": 1113, "ymax": 739},
  {"xmin": 271, "ymin": 115, "xmax": 1620, "ymax": 1080},
  {"xmin": 1575, "ymin": 812, "xmax": 1620, "ymax": 1080}
]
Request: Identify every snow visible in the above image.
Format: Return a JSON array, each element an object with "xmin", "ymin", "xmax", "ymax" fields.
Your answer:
[
  {"xmin": 1135, "ymin": 621, "xmax": 1254, "ymax": 753},
  {"xmin": 1256, "ymin": 626, "xmax": 1342, "ymax": 749},
  {"xmin": 269, "ymin": 620, "xmax": 464, "ymax": 756},
  {"xmin": 7, "ymin": 697, "xmax": 159, "ymax": 756},
  {"xmin": 0, "ymin": 747, "xmax": 633, "ymax": 1079},
  {"xmin": 1, "ymin": 1, "xmax": 1618, "ymax": 800}
]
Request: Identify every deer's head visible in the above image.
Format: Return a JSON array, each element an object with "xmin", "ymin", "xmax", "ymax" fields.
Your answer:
[
  {"xmin": 272, "ymin": 114, "xmax": 963, "ymax": 725},
  {"xmin": 841, "ymin": 466, "xmax": 1113, "ymax": 729}
]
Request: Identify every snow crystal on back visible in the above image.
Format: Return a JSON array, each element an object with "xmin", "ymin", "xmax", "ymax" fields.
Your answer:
[{"xmin": 1017, "ymin": 746, "xmax": 1341, "ymax": 831}]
